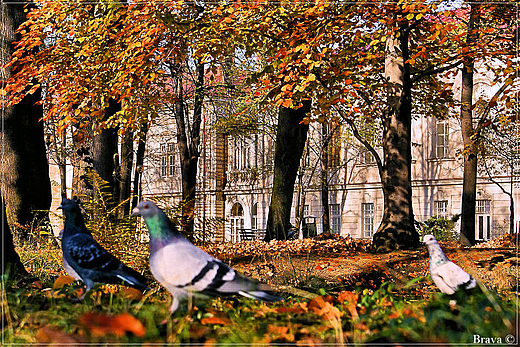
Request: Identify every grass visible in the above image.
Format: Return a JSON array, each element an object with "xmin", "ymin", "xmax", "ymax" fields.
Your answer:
[{"xmin": 2, "ymin": 236, "xmax": 518, "ymax": 346}]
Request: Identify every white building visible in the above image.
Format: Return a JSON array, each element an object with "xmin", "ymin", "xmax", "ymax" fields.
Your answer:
[{"xmin": 140, "ymin": 101, "xmax": 519, "ymax": 242}]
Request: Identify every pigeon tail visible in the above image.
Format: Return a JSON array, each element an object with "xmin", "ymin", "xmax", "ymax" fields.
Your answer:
[
  {"xmin": 115, "ymin": 266, "xmax": 149, "ymax": 291},
  {"xmin": 238, "ymin": 290, "xmax": 283, "ymax": 302}
]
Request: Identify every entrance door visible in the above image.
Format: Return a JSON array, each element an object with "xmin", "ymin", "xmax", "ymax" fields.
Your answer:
[
  {"xmin": 476, "ymin": 200, "xmax": 491, "ymax": 241},
  {"xmin": 230, "ymin": 203, "xmax": 244, "ymax": 243}
]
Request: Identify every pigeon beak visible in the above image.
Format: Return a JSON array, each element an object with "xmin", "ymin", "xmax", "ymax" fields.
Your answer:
[
  {"xmin": 131, "ymin": 207, "xmax": 140, "ymax": 216},
  {"xmin": 57, "ymin": 204, "xmax": 63, "ymax": 210}
]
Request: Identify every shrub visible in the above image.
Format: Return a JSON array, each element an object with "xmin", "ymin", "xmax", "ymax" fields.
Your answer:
[{"xmin": 416, "ymin": 214, "xmax": 460, "ymax": 241}]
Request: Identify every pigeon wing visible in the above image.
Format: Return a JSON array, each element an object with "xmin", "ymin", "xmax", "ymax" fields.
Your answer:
[
  {"xmin": 150, "ymin": 239, "xmax": 277, "ymax": 299},
  {"xmin": 64, "ymin": 233, "xmax": 148, "ymax": 290},
  {"xmin": 66, "ymin": 233, "xmax": 121, "ymax": 273}
]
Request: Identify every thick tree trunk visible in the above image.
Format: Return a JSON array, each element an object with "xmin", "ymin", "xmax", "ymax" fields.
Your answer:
[
  {"xmin": 321, "ymin": 122, "xmax": 330, "ymax": 234},
  {"xmin": 1, "ymin": 1, "xmax": 51, "ymax": 234},
  {"xmin": 118, "ymin": 129, "xmax": 133, "ymax": 216},
  {"xmin": 131, "ymin": 124, "xmax": 148, "ymax": 210},
  {"xmin": 92, "ymin": 99, "xmax": 119, "ymax": 198},
  {"xmin": 460, "ymin": 1, "xmax": 480, "ymax": 246},
  {"xmin": 175, "ymin": 62, "xmax": 204, "ymax": 239},
  {"xmin": 265, "ymin": 100, "xmax": 311, "ymax": 241},
  {"xmin": 1, "ymin": 195, "xmax": 29, "ymax": 278},
  {"xmin": 372, "ymin": 28, "xmax": 419, "ymax": 252}
]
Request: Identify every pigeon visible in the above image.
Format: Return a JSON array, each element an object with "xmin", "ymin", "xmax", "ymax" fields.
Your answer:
[
  {"xmin": 423, "ymin": 234, "xmax": 477, "ymax": 294},
  {"xmin": 59, "ymin": 198, "xmax": 148, "ymax": 297},
  {"xmin": 132, "ymin": 200, "xmax": 283, "ymax": 312}
]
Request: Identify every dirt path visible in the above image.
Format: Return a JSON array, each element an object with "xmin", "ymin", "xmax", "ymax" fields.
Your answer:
[{"xmin": 232, "ymin": 247, "xmax": 518, "ymax": 296}]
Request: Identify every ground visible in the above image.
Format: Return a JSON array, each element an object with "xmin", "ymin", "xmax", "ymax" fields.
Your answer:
[
  {"xmin": 205, "ymin": 233, "xmax": 518, "ymax": 297},
  {"xmin": 5, "ymin": 233, "xmax": 518, "ymax": 345}
]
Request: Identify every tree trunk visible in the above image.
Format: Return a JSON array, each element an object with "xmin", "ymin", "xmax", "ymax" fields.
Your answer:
[
  {"xmin": 1, "ymin": 194, "xmax": 29, "ymax": 278},
  {"xmin": 71, "ymin": 129, "xmax": 93, "ymax": 198},
  {"xmin": 92, "ymin": 99, "xmax": 119, "ymax": 198},
  {"xmin": 321, "ymin": 122, "xmax": 330, "ymax": 234},
  {"xmin": 372, "ymin": 27, "xmax": 419, "ymax": 252},
  {"xmin": 118, "ymin": 129, "xmax": 133, "ymax": 216},
  {"xmin": 460, "ymin": 1, "xmax": 480, "ymax": 246},
  {"xmin": 1, "ymin": 1, "xmax": 52, "ymax": 234},
  {"xmin": 175, "ymin": 62, "xmax": 204, "ymax": 239},
  {"xmin": 265, "ymin": 100, "xmax": 311, "ymax": 241},
  {"xmin": 58, "ymin": 130, "xmax": 67, "ymax": 199},
  {"xmin": 131, "ymin": 124, "xmax": 148, "ymax": 210}
]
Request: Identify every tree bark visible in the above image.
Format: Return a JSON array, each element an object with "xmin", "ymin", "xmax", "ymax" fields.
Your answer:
[
  {"xmin": 460, "ymin": 1, "xmax": 480, "ymax": 246},
  {"xmin": 320, "ymin": 122, "xmax": 330, "ymax": 234},
  {"xmin": 265, "ymin": 100, "xmax": 311, "ymax": 241},
  {"xmin": 175, "ymin": 61, "xmax": 204, "ymax": 239},
  {"xmin": 131, "ymin": 124, "xmax": 148, "ymax": 210},
  {"xmin": 118, "ymin": 129, "xmax": 133, "ymax": 216},
  {"xmin": 92, "ymin": 99, "xmax": 119, "ymax": 198},
  {"xmin": 1, "ymin": 194, "xmax": 29, "ymax": 278},
  {"xmin": 372, "ymin": 26, "xmax": 419, "ymax": 252},
  {"xmin": 1, "ymin": 1, "xmax": 52, "ymax": 233}
]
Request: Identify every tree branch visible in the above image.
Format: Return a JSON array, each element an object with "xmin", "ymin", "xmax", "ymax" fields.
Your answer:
[
  {"xmin": 410, "ymin": 59, "xmax": 462, "ymax": 84},
  {"xmin": 336, "ymin": 108, "xmax": 384, "ymax": 180}
]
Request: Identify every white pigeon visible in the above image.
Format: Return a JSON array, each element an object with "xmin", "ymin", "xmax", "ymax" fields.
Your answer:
[
  {"xmin": 423, "ymin": 234, "xmax": 477, "ymax": 294},
  {"xmin": 132, "ymin": 200, "xmax": 283, "ymax": 312}
]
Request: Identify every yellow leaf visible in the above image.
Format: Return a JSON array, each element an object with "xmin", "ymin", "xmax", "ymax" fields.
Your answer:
[{"xmin": 53, "ymin": 275, "xmax": 75, "ymax": 290}]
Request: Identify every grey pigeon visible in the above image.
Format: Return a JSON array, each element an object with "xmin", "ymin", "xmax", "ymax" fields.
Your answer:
[
  {"xmin": 132, "ymin": 200, "xmax": 283, "ymax": 312},
  {"xmin": 59, "ymin": 198, "xmax": 148, "ymax": 297},
  {"xmin": 423, "ymin": 234, "xmax": 477, "ymax": 294}
]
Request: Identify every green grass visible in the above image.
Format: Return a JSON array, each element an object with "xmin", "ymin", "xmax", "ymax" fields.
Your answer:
[{"xmin": 2, "ymin": 254, "xmax": 518, "ymax": 346}]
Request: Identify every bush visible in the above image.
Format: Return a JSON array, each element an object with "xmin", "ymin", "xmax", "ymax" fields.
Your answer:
[{"xmin": 416, "ymin": 215, "xmax": 460, "ymax": 241}]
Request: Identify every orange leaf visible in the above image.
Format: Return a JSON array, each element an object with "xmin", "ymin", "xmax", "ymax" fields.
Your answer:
[
  {"xmin": 308, "ymin": 296, "xmax": 341, "ymax": 320},
  {"xmin": 119, "ymin": 287, "xmax": 144, "ymax": 301},
  {"xmin": 36, "ymin": 326, "xmax": 84, "ymax": 345},
  {"xmin": 200, "ymin": 316, "xmax": 230, "ymax": 326},
  {"xmin": 79, "ymin": 312, "xmax": 145, "ymax": 337},
  {"xmin": 53, "ymin": 275, "xmax": 76, "ymax": 290}
]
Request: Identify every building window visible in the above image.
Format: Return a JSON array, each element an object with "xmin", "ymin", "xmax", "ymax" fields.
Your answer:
[
  {"xmin": 251, "ymin": 203, "xmax": 258, "ymax": 232},
  {"xmin": 160, "ymin": 143, "xmax": 175, "ymax": 177},
  {"xmin": 435, "ymin": 200, "xmax": 449, "ymax": 218},
  {"xmin": 476, "ymin": 200, "xmax": 491, "ymax": 241},
  {"xmin": 361, "ymin": 147, "xmax": 376, "ymax": 164},
  {"xmin": 362, "ymin": 203, "xmax": 374, "ymax": 238},
  {"xmin": 230, "ymin": 202, "xmax": 244, "ymax": 243},
  {"xmin": 435, "ymin": 120, "xmax": 449, "ymax": 158},
  {"xmin": 303, "ymin": 204, "xmax": 309, "ymax": 217},
  {"xmin": 233, "ymin": 139, "xmax": 251, "ymax": 170},
  {"xmin": 476, "ymin": 199, "xmax": 490, "ymax": 214},
  {"xmin": 303, "ymin": 144, "xmax": 311, "ymax": 168},
  {"xmin": 330, "ymin": 204, "xmax": 341, "ymax": 234}
]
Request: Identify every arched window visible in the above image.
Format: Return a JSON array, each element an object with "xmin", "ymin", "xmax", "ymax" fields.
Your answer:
[{"xmin": 230, "ymin": 203, "xmax": 244, "ymax": 243}]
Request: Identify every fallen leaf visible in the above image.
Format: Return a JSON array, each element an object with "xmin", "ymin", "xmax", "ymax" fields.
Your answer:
[
  {"xmin": 53, "ymin": 275, "xmax": 75, "ymax": 290},
  {"xmin": 308, "ymin": 296, "xmax": 341, "ymax": 321},
  {"xmin": 36, "ymin": 326, "xmax": 84, "ymax": 346},
  {"xmin": 79, "ymin": 312, "xmax": 145, "ymax": 337},
  {"xmin": 119, "ymin": 287, "xmax": 144, "ymax": 300},
  {"xmin": 200, "ymin": 316, "xmax": 230, "ymax": 326},
  {"xmin": 31, "ymin": 280, "xmax": 43, "ymax": 289}
]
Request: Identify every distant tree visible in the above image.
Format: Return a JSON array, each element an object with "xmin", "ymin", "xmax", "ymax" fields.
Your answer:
[
  {"xmin": 265, "ymin": 101, "xmax": 311, "ymax": 240},
  {"xmin": 459, "ymin": 0, "xmax": 480, "ymax": 246}
]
